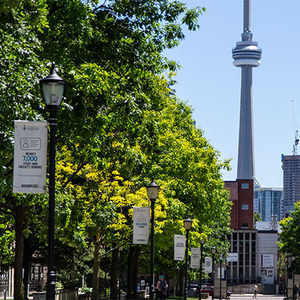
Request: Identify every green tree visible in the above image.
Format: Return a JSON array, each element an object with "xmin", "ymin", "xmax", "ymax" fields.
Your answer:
[
  {"xmin": 0, "ymin": 1, "xmax": 233, "ymax": 300},
  {"xmin": 254, "ymin": 211, "xmax": 262, "ymax": 224},
  {"xmin": 279, "ymin": 202, "xmax": 300, "ymax": 273}
]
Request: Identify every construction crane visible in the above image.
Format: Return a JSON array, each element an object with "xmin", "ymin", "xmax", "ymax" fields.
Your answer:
[{"xmin": 292, "ymin": 100, "xmax": 299, "ymax": 155}]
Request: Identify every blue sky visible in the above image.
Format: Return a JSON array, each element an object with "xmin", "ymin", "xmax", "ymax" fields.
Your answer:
[{"xmin": 165, "ymin": 0, "xmax": 300, "ymax": 188}]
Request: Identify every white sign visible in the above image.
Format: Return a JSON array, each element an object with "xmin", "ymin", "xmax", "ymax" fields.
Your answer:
[
  {"xmin": 228, "ymin": 253, "xmax": 239, "ymax": 262},
  {"xmin": 217, "ymin": 267, "xmax": 225, "ymax": 279},
  {"xmin": 133, "ymin": 207, "xmax": 150, "ymax": 244},
  {"xmin": 191, "ymin": 248, "xmax": 200, "ymax": 269},
  {"xmin": 205, "ymin": 257, "xmax": 212, "ymax": 273},
  {"xmin": 174, "ymin": 235, "xmax": 185, "ymax": 261},
  {"xmin": 261, "ymin": 254, "xmax": 274, "ymax": 267},
  {"xmin": 13, "ymin": 121, "xmax": 47, "ymax": 194}
]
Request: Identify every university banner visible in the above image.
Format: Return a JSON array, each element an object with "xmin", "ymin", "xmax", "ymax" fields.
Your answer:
[
  {"xmin": 13, "ymin": 121, "xmax": 48, "ymax": 194},
  {"xmin": 133, "ymin": 207, "xmax": 150, "ymax": 244},
  {"xmin": 174, "ymin": 235, "xmax": 185, "ymax": 261},
  {"xmin": 205, "ymin": 257, "xmax": 212, "ymax": 273},
  {"xmin": 191, "ymin": 248, "xmax": 200, "ymax": 269}
]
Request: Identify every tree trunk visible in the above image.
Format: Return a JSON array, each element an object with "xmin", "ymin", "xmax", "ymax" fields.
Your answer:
[
  {"xmin": 132, "ymin": 247, "xmax": 140, "ymax": 300},
  {"xmin": 126, "ymin": 245, "xmax": 134, "ymax": 300},
  {"xmin": 14, "ymin": 204, "xmax": 26, "ymax": 300},
  {"xmin": 23, "ymin": 237, "xmax": 38, "ymax": 300},
  {"xmin": 110, "ymin": 243, "xmax": 118, "ymax": 300},
  {"xmin": 92, "ymin": 228, "xmax": 101, "ymax": 300},
  {"xmin": 177, "ymin": 269, "xmax": 184, "ymax": 296}
]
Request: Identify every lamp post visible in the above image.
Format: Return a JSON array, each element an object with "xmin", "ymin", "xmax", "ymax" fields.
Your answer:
[
  {"xmin": 147, "ymin": 178, "xmax": 160, "ymax": 300},
  {"xmin": 285, "ymin": 256, "xmax": 289, "ymax": 300},
  {"xmin": 119, "ymin": 246, "xmax": 123, "ymax": 300},
  {"xmin": 184, "ymin": 217, "xmax": 192, "ymax": 300},
  {"xmin": 40, "ymin": 63, "xmax": 66, "ymax": 300},
  {"xmin": 211, "ymin": 246, "xmax": 216, "ymax": 300},
  {"xmin": 199, "ymin": 239, "xmax": 205, "ymax": 300},
  {"xmin": 219, "ymin": 254, "xmax": 223, "ymax": 300},
  {"xmin": 292, "ymin": 255, "xmax": 296, "ymax": 300}
]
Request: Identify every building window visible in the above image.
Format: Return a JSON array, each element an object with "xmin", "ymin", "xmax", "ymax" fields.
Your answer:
[
  {"xmin": 241, "ymin": 183, "xmax": 249, "ymax": 189},
  {"xmin": 241, "ymin": 223, "xmax": 248, "ymax": 228},
  {"xmin": 241, "ymin": 204, "xmax": 249, "ymax": 210}
]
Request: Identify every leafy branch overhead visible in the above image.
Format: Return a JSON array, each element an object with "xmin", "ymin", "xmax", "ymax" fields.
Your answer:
[{"xmin": 0, "ymin": 0, "xmax": 231, "ymax": 299}]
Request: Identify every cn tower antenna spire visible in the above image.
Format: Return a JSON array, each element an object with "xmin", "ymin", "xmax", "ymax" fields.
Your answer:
[
  {"xmin": 243, "ymin": 0, "xmax": 251, "ymax": 34},
  {"xmin": 232, "ymin": 0, "xmax": 262, "ymax": 180}
]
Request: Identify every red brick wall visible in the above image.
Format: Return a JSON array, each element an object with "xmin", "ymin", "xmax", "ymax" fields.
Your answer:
[
  {"xmin": 225, "ymin": 179, "xmax": 254, "ymax": 230},
  {"xmin": 237, "ymin": 179, "xmax": 254, "ymax": 229}
]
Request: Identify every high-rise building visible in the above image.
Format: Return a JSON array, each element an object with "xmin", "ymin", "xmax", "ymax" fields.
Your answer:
[
  {"xmin": 232, "ymin": 0, "xmax": 262, "ymax": 180},
  {"xmin": 281, "ymin": 154, "xmax": 300, "ymax": 217},
  {"xmin": 254, "ymin": 188, "xmax": 283, "ymax": 221}
]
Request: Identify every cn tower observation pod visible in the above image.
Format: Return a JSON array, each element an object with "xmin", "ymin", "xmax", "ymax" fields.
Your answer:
[{"xmin": 232, "ymin": 41, "xmax": 262, "ymax": 67}]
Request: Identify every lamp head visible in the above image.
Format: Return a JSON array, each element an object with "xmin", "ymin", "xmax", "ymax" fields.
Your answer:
[
  {"xmin": 146, "ymin": 178, "xmax": 159, "ymax": 200},
  {"xmin": 40, "ymin": 62, "xmax": 66, "ymax": 109},
  {"xmin": 184, "ymin": 216, "xmax": 192, "ymax": 231}
]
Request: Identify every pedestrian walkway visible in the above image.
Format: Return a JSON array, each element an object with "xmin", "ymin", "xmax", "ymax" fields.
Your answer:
[{"xmin": 230, "ymin": 293, "xmax": 285, "ymax": 300}]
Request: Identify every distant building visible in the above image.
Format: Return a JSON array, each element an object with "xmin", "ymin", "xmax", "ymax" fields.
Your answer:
[
  {"xmin": 225, "ymin": 180, "xmax": 279, "ymax": 289},
  {"xmin": 281, "ymin": 154, "xmax": 300, "ymax": 218},
  {"xmin": 225, "ymin": 179, "xmax": 257, "ymax": 284},
  {"xmin": 254, "ymin": 188, "xmax": 283, "ymax": 221}
]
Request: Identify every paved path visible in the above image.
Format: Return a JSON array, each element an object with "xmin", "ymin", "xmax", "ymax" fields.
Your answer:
[{"xmin": 229, "ymin": 294, "xmax": 285, "ymax": 300}]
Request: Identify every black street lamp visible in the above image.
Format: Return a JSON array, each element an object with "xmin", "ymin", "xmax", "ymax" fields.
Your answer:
[
  {"xmin": 119, "ymin": 246, "xmax": 123, "ymax": 300},
  {"xmin": 219, "ymin": 254, "xmax": 223, "ymax": 300},
  {"xmin": 285, "ymin": 256, "xmax": 289, "ymax": 300},
  {"xmin": 184, "ymin": 216, "xmax": 192, "ymax": 300},
  {"xmin": 147, "ymin": 178, "xmax": 160, "ymax": 300},
  {"xmin": 199, "ymin": 239, "xmax": 205, "ymax": 300},
  {"xmin": 40, "ymin": 63, "xmax": 66, "ymax": 300},
  {"xmin": 292, "ymin": 255, "xmax": 296, "ymax": 300},
  {"xmin": 211, "ymin": 246, "xmax": 216, "ymax": 300}
]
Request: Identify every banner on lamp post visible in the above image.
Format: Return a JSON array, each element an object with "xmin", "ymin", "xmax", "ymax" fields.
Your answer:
[
  {"xmin": 133, "ymin": 207, "xmax": 150, "ymax": 244},
  {"xmin": 205, "ymin": 257, "xmax": 212, "ymax": 273},
  {"xmin": 191, "ymin": 248, "xmax": 200, "ymax": 269},
  {"xmin": 13, "ymin": 120, "xmax": 47, "ymax": 194},
  {"xmin": 174, "ymin": 235, "xmax": 185, "ymax": 261}
]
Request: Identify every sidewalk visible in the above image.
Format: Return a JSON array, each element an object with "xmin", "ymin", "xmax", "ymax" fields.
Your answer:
[{"xmin": 230, "ymin": 294, "xmax": 285, "ymax": 300}]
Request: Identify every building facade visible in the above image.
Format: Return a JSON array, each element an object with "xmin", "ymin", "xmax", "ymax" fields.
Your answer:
[
  {"xmin": 225, "ymin": 180, "xmax": 279, "ymax": 289},
  {"xmin": 254, "ymin": 188, "xmax": 283, "ymax": 221},
  {"xmin": 227, "ymin": 230, "xmax": 257, "ymax": 285},
  {"xmin": 281, "ymin": 154, "xmax": 300, "ymax": 218},
  {"xmin": 225, "ymin": 179, "xmax": 254, "ymax": 230}
]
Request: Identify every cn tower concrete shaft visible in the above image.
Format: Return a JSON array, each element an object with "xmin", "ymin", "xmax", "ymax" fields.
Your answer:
[{"xmin": 232, "ymin": 0, "xmax": 261, "ymax": 180}]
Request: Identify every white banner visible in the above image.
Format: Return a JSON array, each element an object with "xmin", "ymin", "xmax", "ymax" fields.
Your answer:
[
  {"xmin": 261, "ymin": 254, "xmax": 274, "ymax": 267},
  {"xmin": 205, "ymin": 257, "xmax": 212, "ymax": 273},
  {"xmin": 217, "ymin": 267, "xmax": 225, "ymax": 279},
  {"xmin": 13, "ymin": 121, "xmax": 47, "ymax": 194},
  {"xmin": 133, "ymin": 207, "xmax": 150, "ymax": 244},
  {"xmin": 191, "ymin": 248, "xmax": 200, "ymax": 268},
  {"xmin": 174, "ymin": 235, "xmax": 185, "ymax": 261}
]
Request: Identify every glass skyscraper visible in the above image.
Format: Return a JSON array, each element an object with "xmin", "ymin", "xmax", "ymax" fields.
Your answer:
[
  {"xmin": 282, "ymin": 154, "xmax": 300, "ymax": 218},
  {"xmin": 254, "ymin": 188, "xmax": 283, "ymax": 221}
]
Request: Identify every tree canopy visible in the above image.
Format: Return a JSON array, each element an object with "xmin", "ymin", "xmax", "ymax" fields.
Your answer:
[
  {"xmin": 279, "ymin": 202, "xmax": 300, "ymax": 273},
  {"xmin": 0, "ymin": 0, "xmax": 232, "ymax": 299}
]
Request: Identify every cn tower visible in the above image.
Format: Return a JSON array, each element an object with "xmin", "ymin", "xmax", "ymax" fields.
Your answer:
[{"xmin": 232, "ymin": 0, "xmax": 262, "ymax": 180}]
